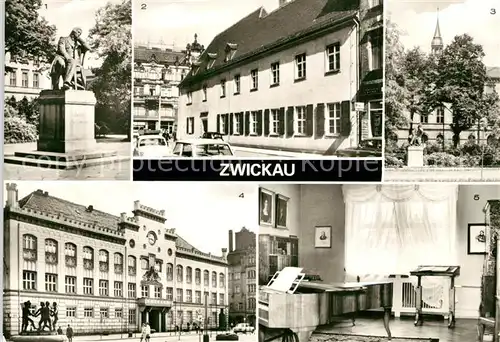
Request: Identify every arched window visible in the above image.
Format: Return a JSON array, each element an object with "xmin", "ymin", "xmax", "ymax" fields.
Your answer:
[
  {"xmin": 45, "ymin": 239, "xmax": 58, "ymax": 264},
  {"xmin": 99, "ymin": 250, "xmax": 109, "ymax": 272},
  {"xmin": 177, "ymin": 265, "xmax": 183, "ymax": 282},
  {"xmin": 65, "ymin": 243, "xmax": 77, "ymax": 267},
  {"xmin": 167, "ymin": 263, "xmax": 173, "ymax": 281},
  {"xmin": 83, "ymin": 247, "xmax": 94, "ymax": 270},
  {"xmin": 114, "ymin": 253, "xmax": 124, "ymax": 274},
  {"xmin": 219, "ymin": 273, "xmax": 225, "ymax": 288},
  {"xmin": 22, "ymin": 234, "xmax": 37, "ymax": 261},
  {"xmin": 141, "ymin": 257, "xmax": 149, "ymax": 270},
  {"xmin": 195, "ymin": 268, "xmax": 201, "ymax": 284},
  {"xmin": 203, "ymin": 270, "xmax": 209, "ymax": 286},
  {"xmin": 128, "ymin": 256, "xmax": 136, "ymax": 276},
  {"xmin": 186, "ymin": 267, "xmax": 192, "ymax": 283},
  {"xmin": 212, "ymin": 271, "xmax": 217, "ymax": 287}
]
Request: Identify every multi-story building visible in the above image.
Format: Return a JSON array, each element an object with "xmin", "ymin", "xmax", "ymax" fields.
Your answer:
[
  {"xmin": 4, "ymin": 53, "xmax": 50, "ymax": 101},
  {"xmin": 133, "ymin": 38, "xmax": 204, "ymax": 133},
  {"xmin": 227, "ymin": 228, "xmax": 256, "ymax": 327},
  {"xmin": 2, "ymin": 184, "xmax": 228, "ymax": 337},
  {"xmin": 395, "ymin": 13, "xmax": 500, "ymax": 145},
  {"xmin": 177, "ymin": 0, "xmax": 383, "ymax": 154}
]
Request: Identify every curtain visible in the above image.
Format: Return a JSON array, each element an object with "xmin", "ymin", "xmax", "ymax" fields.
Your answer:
[{"xmin": 342, "ymin": 185, "xmax": 458, "ymax": 308}]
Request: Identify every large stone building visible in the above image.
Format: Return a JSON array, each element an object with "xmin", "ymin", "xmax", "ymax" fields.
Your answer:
[
  {"xmin": 177, "ymin": 0, "xmax": 383, "ymax": 154},
  {"xmin": 227, "ymin": 228, "xmax": 256, "ymax": 326},
  {"xmin": 4, "ymin": 53, "xmax": 51, "ymax": 101},
  {"xmin": 133, "ymin": 39, "xmax": 203, "ymax": 133},
  {"xmin": 3, "ymin": 184, "xmax": 228, "ymax": 337}
]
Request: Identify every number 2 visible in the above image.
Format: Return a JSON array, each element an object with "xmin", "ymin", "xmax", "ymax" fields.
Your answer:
[
  {"xmin": 141, "ymin": 3, "xmax": 147, "ymax": 10},
  {"xmin": 239, "ymin": 193, "xmax": 244, "ymax": 198},
  {"xmin": 491, "ymin": 8, "xmax": 496, "ymax": 14}
]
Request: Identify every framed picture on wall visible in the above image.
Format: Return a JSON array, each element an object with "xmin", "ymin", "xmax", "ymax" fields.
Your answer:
[
  {"xmin": 259, "ymin": 188, "xmax": 274, "ymax": 226},
  {"xmin": 315, "ymin": 226, "xmax": 332, "ymax": 248},
  {"xmin": 468, "ymin": 223, "xmax": 488, "ymax": 255},
  {"xmin": 275, "ymin": 194, "xmax": 289, "ymax": 229}
]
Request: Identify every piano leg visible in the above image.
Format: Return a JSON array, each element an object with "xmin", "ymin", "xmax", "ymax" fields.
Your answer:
[
  {"xmin": 414, "ymin": 276, "xmax": 424, "ymax": 326},
  {"xmin": 448, "ymin": 276, "xmax": 456, "ymax": 329},
  {"xmin": 383, "ymin": 307, "xmax": 392, "ymax": 339}
]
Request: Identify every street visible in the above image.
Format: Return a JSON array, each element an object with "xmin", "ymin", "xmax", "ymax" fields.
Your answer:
[
  {"xmin": 70, "ymin": 332, "xmax": 257, "ymax": 342},
  {"xmin": 385, "ymin": 167, "xmax": 500, "ymax": 182}
]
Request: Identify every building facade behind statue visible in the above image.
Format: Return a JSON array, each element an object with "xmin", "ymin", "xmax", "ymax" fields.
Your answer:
[{"xmin": 2, "ymin": 184, "xmax": 228, "ymax": 337}]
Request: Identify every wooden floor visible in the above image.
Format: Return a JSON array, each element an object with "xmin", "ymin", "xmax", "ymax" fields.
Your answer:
[{"xmin": 315, "ymin": 317, "xmax": 487, "ymax": 342}]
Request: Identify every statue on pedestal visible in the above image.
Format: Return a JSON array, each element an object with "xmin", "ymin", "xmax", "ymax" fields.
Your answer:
[
  {"xmin": 49, "ymin": 27, "xmax": 91, "ymax": 90},
  {"xmin": 21, "ymin": 301, "xmax": 36, "ymax": 333},
  {"xmin": 408, "ymin": 124, "xmax": 425, "ymax": 146}
]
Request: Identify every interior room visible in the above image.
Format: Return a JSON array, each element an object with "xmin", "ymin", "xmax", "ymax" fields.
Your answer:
[{"xmin": 258, "ymin": 184, "xmax": 500, "ymax": 342}]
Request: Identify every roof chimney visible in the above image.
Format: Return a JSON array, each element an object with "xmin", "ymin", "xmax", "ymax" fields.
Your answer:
[
  {"xmin": 221, "ymin": 248, "xmax": 227, "ymax": 258},
  {"xmin": 228, "ymin": 230, "xmax": 234, "ymax": 252},
  {"xmin": 6, "ymin": 183, "xmax": 19, "ymax": 208},
  {"xmin": 86, "ymin": 205, "xmax": 94, "ymax": 213},
  {"xmin": 120, "ymin": 212, "xmax": 127, "ymax": 222},
  {"xmin": 278, "ymin": 0, "xmax": 288, "ymax": 7}
]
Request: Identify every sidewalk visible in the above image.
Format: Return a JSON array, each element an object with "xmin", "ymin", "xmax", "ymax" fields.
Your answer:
[{"xmin": 232, "ymin": 146, "xmax": 333, "ymax": 158}]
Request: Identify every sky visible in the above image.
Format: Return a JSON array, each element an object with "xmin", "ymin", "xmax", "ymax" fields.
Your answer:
[
  {"xmin": 388, "ymin": 0, "xmax": 500, "ymax": 66},
  {"xmin": 133, "ymin": 0, "xmax": 278, "ymax": 49},
  {"xmin": 4, "ymin": 182, "xmax": 257, "ymax": 256},
  {"xmin": 39, "ymin": 0, "xmax": 124, "ymax": 68}
]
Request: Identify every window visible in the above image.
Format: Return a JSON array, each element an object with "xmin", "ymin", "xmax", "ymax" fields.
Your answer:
[
  {"xmin": 83, "ymin": 278, "xmax": 93, "ymax": 295},
  {"xmin": 99, "ymin": 250, "xmax": 109, "ymax": 272},
  {"xmin": 84, "ymin": 308, "xmax": 93, "ymax": 317},
  {"xmin": 234, "ymin": 272, "xmax": 240, "ymax": 280},
  {"xmin": 115, "ymin": 308, "xmax": 123, "ymax": 318},
  {"xmin": 271, "ymin": 62, "xmax": 280, "ymax": 85},
  {"xmin": 9, "ymin": 70, "xmax": 16, "ymax": 86},
  {"xmin": 235, "ymin": 285, "xmax": 240, "ymax": 293},
  {"xmin": 140, "ymin": 258, "xmax": 149, "ymax": 270},
  {"xmin": 219, "ymin": 116, "xmax": 226, "ymax": 135},
  {"xmin": 155, "ymin": 260, "xmax": 162, "ymax": 272},
  {"xmin": 100, "ymin": 308, "xmax": 109, "ymax": 319},
  {"xmin": 248, "ymin": 284, "xmax": 256, "ymax": 293},
  {"xmin": 128, "ymin": 283, "xmax": 136, "ymax": 298},
  {"xmin": 195, "ymin": 268, "xmax": 201, "ymax": 284},
  {"xmin": 114, "ymin": 281, "xmax": 123, "ymax": 297},
  {"xmin": 167, "ymin": 263, "xmax": 174, "ymax": 281},
  {"xmin": 220, "ymin": 79, "xmax": 226, "ymax": 98},
  {"xmin": 195, "ymin": 291, "xmax": 201, "ymax": 304},
  {"xmin": 211, "ymin": 292, "xmax": 217, "ymax": 305},
  {"xmin": 65, "ymin": 276, "xmax": 76, "ymax": 294},
  {"xmin": 23, "ymin": 271, "xmax": 36, "ymax": 290},
  {"xmin": 370, "ymin": 31, "xmax": 383, "ymax": 70},
  {"xmin": 295, "ymin": 53, "xmax": 306, "ymax": 79},
  {"xmin": 166, "ymin": 287, "xmax": 173, "ymax": 301},
  {"xmin": 326, "ymin": 43, "xmax": 340, "ymax": 72},
  {"xmin": 66, "ymin": 307, "xmax": 76, "ymax": 317},
  {"xmin": 420, "ymin": 114, "xmax": 428, "ymax": 124},
  {"xmin": 21, "ymin": 70, "xmax": 29, "ymax": 87},
  {"xmin": 327, "ymin": 103, "xmax": 341, "ymax": 135},
  {"xmin": 212, "ymin": 271, "xmax": 217, "ymax": 287},
  {"xmin": 99, "ymin": 280, "xmax": 109, "ymax": 296},
  {"xmin": 23, "ymin": 234, "xmax": 37, "ymax": 260},
  {"xmin": 177, "ymin": 265, "xmax": 183, "ymax": 282},
  {"xmin": 154, "ymin": 286, "xmax": 161, "ymax": 298},
  {"xmin": 234, "ymin": 74, "xmax": 241, "ymax": 94},
  {"xmin": 128, "ymin": 309, "xmax": 136, "ymax": 324},
  {"xmin": 65, "ymin": 243, "xmax": 77, "ymax": 267},
  {"xmin": 141, "ymin": 285, "xmax": 149, "ymax": 298},
  {"xmin": 128, "ymin": 256, "xmax": 136, "ymax": 276},
  {"xmin": 295, "ymin": 106, "xmax": 306, "ymax": 135},
  {"xmin": 250, "ymin": 69, "xmax": 258, "ymax": 90},
  {"xmin": 45, "ymin": 239, "xmax": 58, "ymax": 265},
  {"xmin": 186, "ymin": 117, "xmax": 195, "ymax": 134},
  {"xmin": 249, "ymin": 298, "xmax": 256, "ymax": 309},
  {"xmin": 83, "ymin": 247, "xmax": 93, "ymax": 270},
  {"xmin": 186, "ymin": 290, "xmax": 192, "ymax": 303},
  {"xmin": 33, "ymin": 73, "xmax": 39, "ymax": 88},
  {"xmin": 186, "ymin": 267, "xmax": 192, "ymax": 283},
  {"xmin": 202, "ymin": 85, "xmax": 207, "ymax": 101},
  {"xmin": 369, "ymin": 101, "xmax": 383, "ymax": 137},
  {"xmin": 436, "ymin": 107, "xmax": 445, "ymax": 124},
  {"xmin": 247, "ymin": 270, "xmax": 256, "ymax": 279},
  {"xmin": 219, "ymin": 294, "xmax": 224, "ymax": 305},
  {"xmin": 204, "ymin": 270, "xmax": 209, "ymax": 286},
  {"xmin": 45, "ymin": 274, "xmax": 57, "ymax": 292},
  {"xmin": 114, "ymin": 253, "xmax": 123, "ymax": 274},
  {"xmin": 177, "ymin": 288, "xmax": 183, "ymax": 302},
  {"xmin": 249, "ymin": 111, "xmax": 258, "ymax": 135},
  {"xmin": 186, "ymin": 91, "xmax": 192, "ymax": 104},
  {"xmin": 219, "ymin": 273, "xmax": 225, "ymax": 288},
  {"xmin": 270, "ymin": 109, "xmax": 280, "ymax": 135}
]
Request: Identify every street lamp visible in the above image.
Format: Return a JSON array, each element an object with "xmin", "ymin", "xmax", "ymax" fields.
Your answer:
[{"xmin": 204, "ymin": 292, "xmax": 209, "ymax": 342}]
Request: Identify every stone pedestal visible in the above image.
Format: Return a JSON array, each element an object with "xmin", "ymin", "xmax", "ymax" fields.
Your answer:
[
  {"xmin": 37, "ymin": 90, "xmax": 97, "ymax": 153},
  {"xmin": 407, "ymin": 146, "xmax": 424, "ymax": 167},
  {"xmin": 12, "ymin": 332, "xmax": 68, "ymax": 342}
]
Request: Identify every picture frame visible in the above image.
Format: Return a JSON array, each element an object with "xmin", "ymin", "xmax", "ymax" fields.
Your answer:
[
  {"xmin": 275, "ymin": 194, "xmax": 289, "ymax": 229},
  {"xmin": 315, "ymin": 226, "xmax": 332, "ymax": 248},
  {"xmin": 467, "ymin": 223, "xmax": 488, "ymax": 255},
  {"xmin": 259, "ymin": 188, "xmax": 274, "ymax": 226}
]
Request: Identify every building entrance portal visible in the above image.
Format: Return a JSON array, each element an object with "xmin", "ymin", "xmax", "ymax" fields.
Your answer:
[{"xmin": 141, "ymin": 308, "xmax": 169, "ymax": 333}]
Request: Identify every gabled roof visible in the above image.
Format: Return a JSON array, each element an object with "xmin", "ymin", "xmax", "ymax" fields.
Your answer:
[
  {"xmin": 487, "ymin": 67, "xmax": 500, "ymax": 79},
  {"xmin": 134, "ymin": 46, "xmax": 189, "ymax": 66},
  {"xmin": 180, "ymin": 0, "xmax": 358, "ymax": 87}
]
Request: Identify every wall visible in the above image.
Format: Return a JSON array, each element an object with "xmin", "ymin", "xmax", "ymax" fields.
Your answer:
[
  {"xmin": 258, "ymin": 184, "xmax": 301, "ymax": 237},
  {"xmin": 455, "ymin": 185, "xmax": 500, "ymax": 318},
  {"xmin": 298, "ymin": 185, "xmax": 345, "ymax": 284}
]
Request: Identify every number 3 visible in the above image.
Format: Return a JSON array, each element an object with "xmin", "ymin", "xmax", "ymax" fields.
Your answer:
[{"xmin": 491, "ymin": 8, "xmax": 496, "ymax": 14}]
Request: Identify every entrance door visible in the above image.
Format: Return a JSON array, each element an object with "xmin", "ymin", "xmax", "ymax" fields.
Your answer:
[{"xmin": 142, "ymin": 310, "xmax": 163, "ymax": 333}]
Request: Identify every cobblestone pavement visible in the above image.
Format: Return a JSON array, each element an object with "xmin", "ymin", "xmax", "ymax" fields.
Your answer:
[
  {"xmin": 385, "ymin": 168, "xmax": 500, "ymax": 182},
  {"xmin": 70, "ymin": 332, "xmax": 256, "ymax": 342}
]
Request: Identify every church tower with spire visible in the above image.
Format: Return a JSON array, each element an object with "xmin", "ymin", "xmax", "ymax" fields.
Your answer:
[{"xmin": 431, "ymin": 9, "xmax": 443, "ymax": 55}]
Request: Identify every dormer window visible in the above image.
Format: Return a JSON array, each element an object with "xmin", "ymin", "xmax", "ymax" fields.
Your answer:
[
  {"xmin": 191, "ymin": 61, "xmax": 201, "ymax": 75},
  {"xmin": 225, "ymin": 43, "xmax": 238, "ymax": 62},
  {"xmin": 207, "ymin": 53, "xmax": 217, "ymax": 69}
]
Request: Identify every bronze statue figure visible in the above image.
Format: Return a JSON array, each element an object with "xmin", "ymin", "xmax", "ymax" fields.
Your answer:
[
  {"xmin": 49, "ymin": 27, "xmax": 90, "ymax": 90},
  {"xmin": 51, "ymin": 302, "xmax": 59, "ymax": 331},
  {"xmin": 34, "ymin": 301, "xmax": 52, "ymax": 332},
  {"xmin": 409, "ymin": 124, "xmax": 425, "ymax": 146},
  {"xmin": 21, "ymin": 301, "xmax": 36, "ymax": 333}
]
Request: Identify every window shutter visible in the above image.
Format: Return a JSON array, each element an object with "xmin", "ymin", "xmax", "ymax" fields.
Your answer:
[
  {"xmin": 305, "ymin": 104, "xmax": 314, "ymax": 137},
  {"xmin": 244, "ymin": 112, "xmax": 250, "ymax": 136},
  {"xmin": 229, "ymin": 113, "xmax": 234, "ymax": 135},
  {"xmin": 186, "ymin": 117, "xmax": 190, "ymax": 134},
  {"xmin": 340, "ymin": 101, "xmax": 351, "ymax": 136},
  {"xmin": 286, "ymin": 107, "xmax": 294, "ymax": 138},
  {"xmin": 225, "ymin": 114, "xmax": 230, "ymax": 134},
  {"xmin": 315, "ymin": 103, "xmax": 325, "ymax": 138},
  {"xmin": 278, "ymin": 107, "xmax": 285, "ymax": 136},
  {"xmin": 264, "ymin": 109, "xmax": 270, "ymax": 136},
  {"xmin": 257, "ymin": 110, "xmax": 263, "ymax": 136},
  {"xmin": 216, "ymin": 114, "xmax": 220, "ymax": 133}
]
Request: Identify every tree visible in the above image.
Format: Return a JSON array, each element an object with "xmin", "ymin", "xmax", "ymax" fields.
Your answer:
[
  {"xmin": 384, "ymin": 20, "xmax": 409, "ymax": 141},
  {"xmin": 88, "ymin": 0, "xmax": 131, "ymax": 139},
  {"xmin": 5, "ymin": 0, "xmax": 57, "ymax": 65},
  {"xmin": 431, "ymin": 34, "xmax": 488, "ymax": 147}
]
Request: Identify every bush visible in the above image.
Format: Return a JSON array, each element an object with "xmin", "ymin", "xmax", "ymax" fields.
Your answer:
[
  {"xmin": 4, "ymin": 116, "xmax": 38, "ymax": 144},
  {"xmin": 385, "ymin": 155, "xmax": 404, "ymax": 168},
  {"xmin": 424, "ymin": 152, "xmax": 463, "ymax": 167},
  {"xmin": 424, "ymin": 142, "xmax": 443, "ymax": 154}
]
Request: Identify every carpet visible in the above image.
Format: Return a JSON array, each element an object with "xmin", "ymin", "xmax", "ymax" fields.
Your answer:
[{"xmin": 310, "ymin": 333, "xmax": 439, "ymax": 342}]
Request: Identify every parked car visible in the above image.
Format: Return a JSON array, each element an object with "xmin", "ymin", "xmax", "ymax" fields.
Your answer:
[
  {"xmin": 233, "ymin": 323, "xmax": 254, "ymax": 334},
  {"xmin": 172, "ymin": 139, "xmax": 234, "ymax": 157},
  {"xmin": 335, "ymin": 137, "xmax": 383, "ymax": 157},
  {"xmin": 201, "ymin": 131, "xmax": 225, "ymax": 140},
  {"xmin": 133, "ymin": 135, "xmax": 170, "ymax": 157}
]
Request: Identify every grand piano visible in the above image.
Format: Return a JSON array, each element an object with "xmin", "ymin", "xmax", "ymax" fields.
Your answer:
[{"xmin": 259, "ymin": 267, "xmax": 393, "ymax": 342}]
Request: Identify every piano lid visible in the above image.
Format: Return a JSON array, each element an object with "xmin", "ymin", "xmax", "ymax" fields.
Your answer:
[
  {"xmin": 410, "ymin": 265, "xmax": 461, "ymax": 277},
  {"xmin": 267, "ymin": 267, "xmax": 304, "ymax": 293}
]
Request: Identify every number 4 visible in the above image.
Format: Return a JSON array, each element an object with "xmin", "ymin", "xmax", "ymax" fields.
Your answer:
[{"xmin": 239, "ymin": 193, "xmax": 244, "ymax": 198}]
